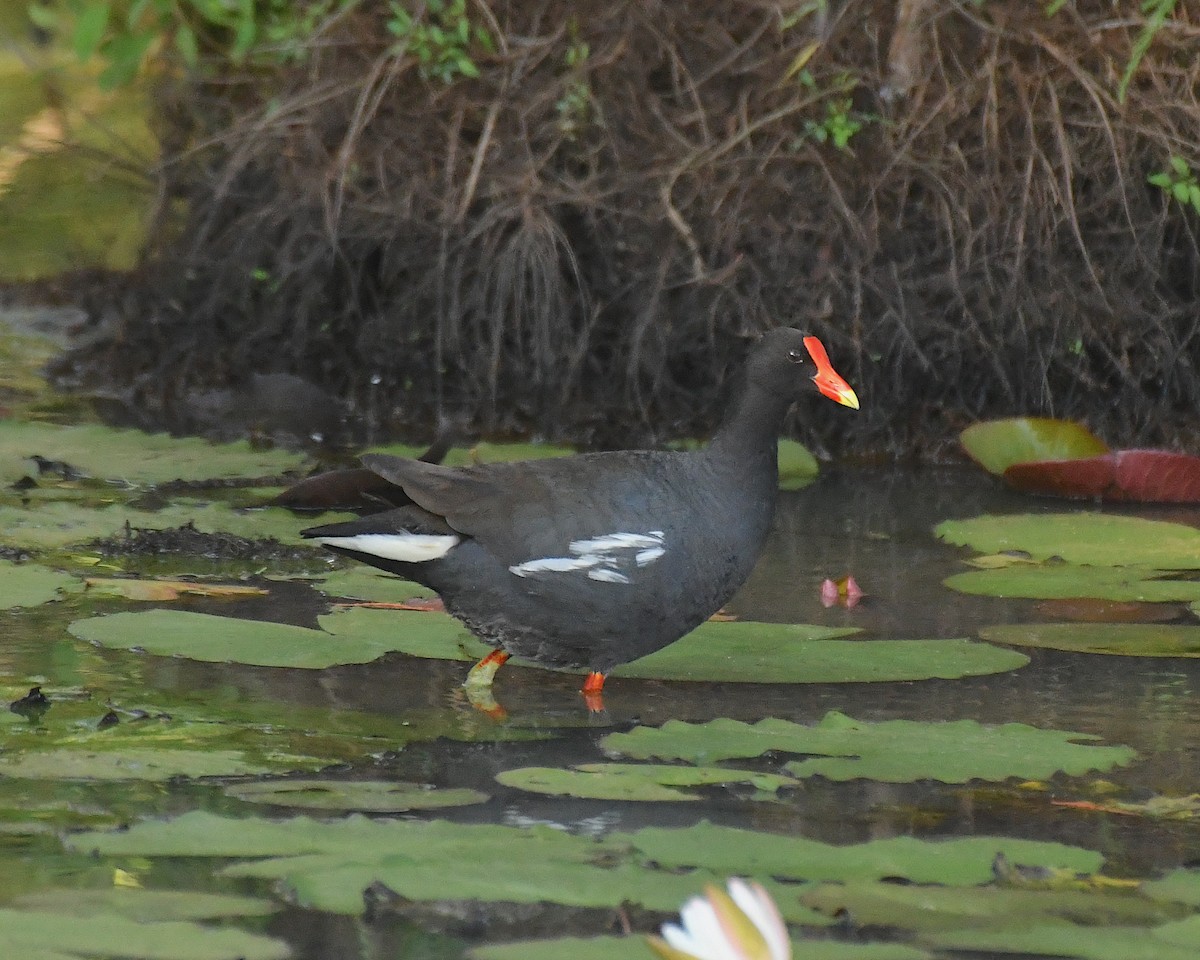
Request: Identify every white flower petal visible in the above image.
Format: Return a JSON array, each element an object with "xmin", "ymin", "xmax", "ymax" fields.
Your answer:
[
  {"xmin": 672, "ymin": 894, "xmax": 742, "ymax": 960},
  {"xmin": 727, "ymin": 879, "xmax": 790, "ymax": 960}
]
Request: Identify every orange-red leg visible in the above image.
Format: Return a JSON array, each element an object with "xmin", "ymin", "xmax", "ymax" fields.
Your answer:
[
  {"xmin": 582, "ymin": 671, "xmax": 607, "ymax": 712},
  {"xmin": 464, "ymin": 649, "xmax": 510, "ymax": 688}
]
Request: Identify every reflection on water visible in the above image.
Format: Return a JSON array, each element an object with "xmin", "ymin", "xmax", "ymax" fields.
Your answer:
[{"xmin": 7, "ymin": 466, "xmax": 1200, "ymax": 957}]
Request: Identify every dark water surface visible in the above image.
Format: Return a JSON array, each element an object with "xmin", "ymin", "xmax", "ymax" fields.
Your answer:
[{"xmin": 5, "ymin": 466, "xmax": 1200, "ymax": 958}]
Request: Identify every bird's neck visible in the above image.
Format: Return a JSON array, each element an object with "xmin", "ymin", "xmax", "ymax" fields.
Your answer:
[{"xmin": 705, "ymin": 383, "xmax": 791, "ymax": 475}]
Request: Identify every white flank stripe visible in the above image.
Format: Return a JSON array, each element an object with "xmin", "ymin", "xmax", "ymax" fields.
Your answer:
[
  {"xmin": 587, "ymin": 568, "xmax": 631, "ymax": 584},
  {"xmin": 315, "ymin": 533, "xmax": 459, "ymax": 563},
  {"xmin": 509, "ymin": 556, "xmax": 598, "ymax": 577},
  {"xmin": 569, "ymin": 531, "xmax": 663, "ymax": 555},
  {"xmin": 635, "ymin": 546, "xmax": 665, "ymax": 566}
]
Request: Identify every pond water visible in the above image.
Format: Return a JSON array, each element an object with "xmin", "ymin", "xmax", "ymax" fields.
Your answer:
[{"xmin": 4, "ymin": 452, "xmax": 1200, "ymax": 960}]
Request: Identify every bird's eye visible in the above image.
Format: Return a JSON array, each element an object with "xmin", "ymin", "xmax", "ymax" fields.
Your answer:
[{"xmin": 787, "ymin": 349, "xmax": 806, "ymax": 364}]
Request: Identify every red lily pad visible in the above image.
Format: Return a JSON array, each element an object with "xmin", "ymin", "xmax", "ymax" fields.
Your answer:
[
  {"xmin": 960, "ymin": 418, "xmax": 1109, "ymax": 477},
  {"xmin": 1003, "ymin": 449, "xmax": 1200, "ymax": 503}
]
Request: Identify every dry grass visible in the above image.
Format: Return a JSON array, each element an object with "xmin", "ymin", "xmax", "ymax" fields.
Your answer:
[{"xmin": 55, "ymin": 0, "xmax": 1200, "ymax": 456}]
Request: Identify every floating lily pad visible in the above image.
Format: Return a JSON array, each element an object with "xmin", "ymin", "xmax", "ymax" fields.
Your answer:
[
  {"xmin": 310, "ymin": 568, "xmax": 437, "ymax": 602},
  {"xmin": 602, "ymin": 713, "xmax": 1135, "ymax": 783},
  {"xmin": 70, "ymin": 607, "xmax": 1027, "ymax": 684},
  {"xmin": 67, "ymin": 608, "xmax": 465, "ymax": 670},
  {"xmin": 618, "ymin": 822, "xmax": 1104, "ymax": 886},
  {"xmin": 613, "ymin": 624, "xmax": 1028, "ymax": 684},
  {"xmin": 0, "ymin": 747, "xmax": 307, "ymax": 781},
  {"xmin": 0, "ymin": 421, "xmax": 305, "ymax": 487},
  {"xmin": 960, "ymin": 418, "xmax": 1109, "ymax": 476},
  {"xmin": 778, "ymin": 439, "xmax": 820, "ymax": 489},
  {"xmin": 225, "ymin": 779, "xmax": 487, "ymax": 812},
  {"xmin": 979, "ymin": 623, "xmax": 1200, "ymax": 657},
  {"xmin": 66, "ymin": 811, "xmax": 811, "ymax": 920},
  {"xmin": 1144, "ymin": 869, "xmax": 1200, "ymax": 906},
  {"xmin": 0, "ymin": 907, "xmax": 289, "ymax": 960},
  {"xmin": 11, "ymin": 888, "xmax": 278, "ymax": 922},
  {"xmin": 936, "ymin": 514, "xmax": 1200, "ymax": 568},
  {"xmin": 801, "ymin": 882, "xmax": 1181, "ymax": 935},
  {"xmin": 0, "ymin": 559, "xmax": 79, "ymax": 607},
  {"xmin": 944, "ymin": 565, "xmax": 1200, "ymax": 602},
  {"xmin": 467, "ymin": 936, "xmax": 929, "ymax": 960},
  {"xmin": 0, "ymin": 498, "xmax": 337, "ymax": 551},
  {"xmin": 495, "ymin": 763, "xmax": 798, "ymax": 801},
  {"xmin": 927, "ymin": 917, "xmax": 1200, "ymax": 959}
]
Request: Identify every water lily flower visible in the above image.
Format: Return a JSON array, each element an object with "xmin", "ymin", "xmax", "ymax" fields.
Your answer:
[{"xmin": 647, "ymin": 877, "xmax": 790, "ymax": 960}]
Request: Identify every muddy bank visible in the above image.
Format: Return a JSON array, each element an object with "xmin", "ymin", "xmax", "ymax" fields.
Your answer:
[{"xmin": 45, "ymin": 0, "xmax": 1200, "ymax": 457}]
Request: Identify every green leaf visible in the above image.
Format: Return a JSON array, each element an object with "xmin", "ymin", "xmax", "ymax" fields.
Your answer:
[
  {"xmin": 27, "ymin": 4, "xmax": 58, "ymax": 30},
  {"xmin": 1173, "ymin": 181, "xmax": 1190, "ymax": 203},
  {"xmin": 618, "ymin": 821, "xmax": 1104, "ymax": 887},
  {"xmin": 0, "ymin": 421, "xmax": 305, "ymax": 487},
  {"xmin": 495, "ymin": 763, "xmax": 799, "ymax": 801},
  {"xmin": 73, "ymin": 2, "xmax": 110, "ymax": 61},
  {"xmin": 1148, "ymin": 172, "xmax": 1173, "ymax": 188},
  {"xmin": 602, "ymin": 713, "xmax": 1135, "ymax": 783},
  {"xmin": 0, "ymin": 560, "xmax": 79, "ymax": 608},
  {"xmin": 0, "ymin": 746, "xmax": 311, "ymax": 781},
  {"xmin": 0, "ymin": 907, "xmax": 290, "ymax": 960},
  {"xmin": 227, "ymin": 779, "xmax": 487, "ymax": 812},
  {"xmin": 11, "ymin": 888, "xmax": 277, "ymax": 922},
  {"xmin": 944, "ymin": 564, "xmax": 1200, "ymax": 602},
  {"xmin": 69, "ymin": 607, "xmax": 1027, "ymax": 684},
  {"xmin": 959, "ymin": 418, "xmax": 1108, "ymax": 477},
  {"xmin": 65, "ymin": 812, "xmax": 770, "ymax": 918},
  {"xmin": 929, "ymin": 919, "xmax": 1200, "ymax": 959},
  {"xmin": 802, "ymin": 882, "xmax": 1180, "ymax": 936},
  {"xmin": 1170, "ymin": 154, "xmax": 1191, "ymax": 176},
  {"xmin": 979, "ymin": 622, "xmax": 1200, "ymax": 657},
  {"xmin": 935, "ymin": 513, "xmax": 1200, "ymax": 567},
  {"xmin": 175, "ymin": 24, "xmax": 199, "ymax": 67},
  {"xmin": 98, "ymin": 30, "xmax": 155, "ymax": 89}
]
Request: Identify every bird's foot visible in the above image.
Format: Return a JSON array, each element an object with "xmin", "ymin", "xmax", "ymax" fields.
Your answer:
[
  {"xmin": 581, "ymin": 671, "xmax": 607, "ymax": 714},
  {"xmin": 463, "ymin": 649, "xmax": 510, "ymax": 689},
  {"xmin": 460, "ymin": 683, "xmax": 508, "ymax": 720}
]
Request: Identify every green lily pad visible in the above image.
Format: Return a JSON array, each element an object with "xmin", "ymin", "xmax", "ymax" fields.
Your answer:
[
  {"xmin": 0, "ymin": 559, "xmax": 79, "ymax": 607},
  {"xmin": 66, "ymin": 811, "xmax": 812, "ymax": 920},
  {"xmin": 602, "ymin": 713, "xmax": 1135, "ymax": 782},
  {"xmin": 613, "ymin": 624, "xmax": 1028, "ymax": 684},
  {"xmin": 67, "ymin": 608, "xmax": 464, "ymax": 669},
  {"xmin": 778, "ymin": 439, "xmax": 820, "ymax": 489},
  {"xmin": 1144, "ymin": 869, "xmax": 1200, "ymax": 906},
  {"xmin": 935, "ymin": 514, "xmax": 1200, "ymax": 568},
  {"xmin": 944, "ymin": 565, "xmax": 1200, "ymax": 602},
  {"xmin": 927, "ymin": 918, "xmax": 1200, "ymax": 959},
  {"xmin": 959, "ymin": 417, "xmax": 1109, "ymax": 477},
  {"xmin": 0, "ymin": 497, "xmax": 340, "ymax": 551},
  {"xmin": 11, "ymin": 888, "xmax": 278, "ymax": 922},
  {"xmin": 979, "ymin": 623, "xmax": 1200, "ymax": 657},
  {"xmin": 0, "ymin": 421, "xmax": 305, "ymax": 487},
  {"xmin": 0, "ymin": 907, "xmax": 290, "ymax": 960},
  {"xmin": 225, "ymin": 779, "xmax": 487, "ymax": 812},
  {"xmin": 467, "ymin": 937, "xmax": 929, "ymax": 960},
  {"xmin": 70, "ymin": 607, "xmax": 1027, "ymax": 684},
  {"xmin": 618, "ymin": 821, "xmax": 1104, "ymax": 886},
  {"xmin": 801, "ymin": 882, "xmax": 1181, "ymax": 935},
  {"xmin": 309, "ymin": 568, "xmax": 437, "ymax": 602},
  {"xmin": 495, "ymin": 763, "xmax": 798, "ymax": 801},
  {"xmin": 0, "ymin": 747, "xmax": 307, "ymax": 781}
]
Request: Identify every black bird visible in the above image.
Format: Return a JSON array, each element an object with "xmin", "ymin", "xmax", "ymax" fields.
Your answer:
[{"xmin": 302, "ymin": 328, "xmax": 859, "ymax": 706}]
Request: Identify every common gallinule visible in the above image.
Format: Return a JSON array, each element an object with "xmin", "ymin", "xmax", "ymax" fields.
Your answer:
[{"xmin": 302, "ymin": 328, "xmax": 858, "ymax": 706}]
